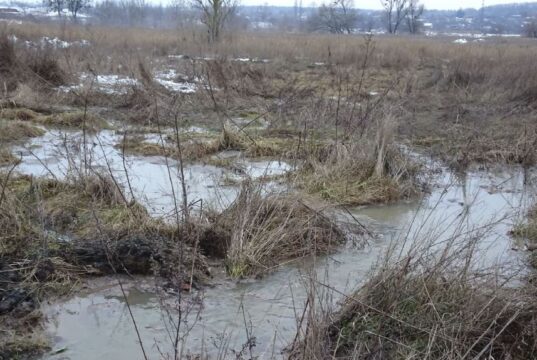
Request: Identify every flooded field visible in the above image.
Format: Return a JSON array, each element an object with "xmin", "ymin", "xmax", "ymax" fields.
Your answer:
[
  {"xmin": 2, "ymin": 25, "xmax": 537, "ymax": 359},
  {"xmin": 39, "ymin": 158, "xmax": 533, "ymax": 359},
  {"xmin": 10, "ymin": 128, "xmax": 291, "ymax": 218}
]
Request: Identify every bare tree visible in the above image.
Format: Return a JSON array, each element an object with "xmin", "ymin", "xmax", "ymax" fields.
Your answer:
[
  {"xmin": 43, "ymin": 0, "xmax": 64, "ymax": 17},
  {"xmin": 524, "ymin": 19, "xmax": 537, "ymax": 38},
  {"xmin": 120, "ymin": 0, "xmax": 148, "ymax": 26},
  {"xmin": 381, "ymin": 0, "xmax": 407, "ymax": 34},
  {"xmin": 191, "ymin": 0, "xmax": 238, "ymax": 43},
  {"xmin": 405, "ymin": 0, "xmax": 423, "ymax": 34},
  {"xmin": 66, "ymin": 0, "xmax": 90, "ymax": 20},
  {"xmin": 309, "ymin": 0, "xmax": 358, "ymax": 34}
]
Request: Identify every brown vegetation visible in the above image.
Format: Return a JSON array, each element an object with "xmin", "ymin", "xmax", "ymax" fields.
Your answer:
[
  {"xmin": 295, "ymin": 119, "xmax": 421, "ymax": 205},
  {"xmin": 0, "ymin": 172, "xmax": 209, "ymax": 357},
  {"xmin": 204, "ymin": 184, "xmax": 349, "ymax": 277},
  {"xmin": 0, "ymin": 120, "xmax": 45, "ymax": 142},
  {"xmin": 512, "ymin": 206, "xmax": 537, "ymax": 268},
  {"xmin": 1, "ymin": 19, "xmax": 537, "ymax": 359},
  {"xmin": 290, "ymin": 222, "xmax": 537, "ymax": 359},
  {"xmin": 1, "ymin": 107, "xmax": 108, "ymax": 131},
  {"xmin": 0, "ymin": 149, "xmax": 20, "ymax": 166}
]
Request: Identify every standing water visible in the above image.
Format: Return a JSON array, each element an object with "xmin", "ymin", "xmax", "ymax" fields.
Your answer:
[
  {"xmin": 6, "ymin": 128, "xmax": 533, "ymax": 358},
  {"xmin": 40, "ymin": 163, "xmax": 534, "ymax": 359}
]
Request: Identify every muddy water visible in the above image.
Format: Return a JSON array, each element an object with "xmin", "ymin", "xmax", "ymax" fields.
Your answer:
[
  {"xmin": 40, "ymin": 163, "xmax": 534, "ymax": 359},
  {"xmin": 9, "ymin": 129, "xmax": 291, "ymax": 218},
  {"xmin": 8, "ymin": 129, "xmax": 533, "ymax": 358}
]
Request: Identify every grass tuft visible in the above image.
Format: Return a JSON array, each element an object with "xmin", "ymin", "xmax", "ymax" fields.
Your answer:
[
  {"xmin": 296, "ymin": 140, "xmax": 420, "ymax": 206},
  {"xmin": 38, "ymin": 111, "xmax": 109, "ymax": 130},
  {"xmin": 214, "ymin": 183, "xmax": 349, "ymax": 277},
  {"xmin": 291, "ymin": 218, "xmax": 537, "ymax": 359},
  {"xmin": 0, "ymin": 120, "xmax": 45, "ymax": 142}
]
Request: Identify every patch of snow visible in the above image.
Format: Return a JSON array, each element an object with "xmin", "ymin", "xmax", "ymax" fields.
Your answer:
[
  {"xmin": 154, "ymin": 69, "xmax": 179, "ymax": 80},
  {"xmin": 182, "ymin": 126, "xmax": 209, "ymax": 134},
  {"xmin": 41, "ymin": 36, "xmax": 71, "ymax": 48},
  {"xmin": 252, "ymin": 21, "xmax": 272, "ymax": 29},
  {"xmin": 453, "ymin": 38, "xmax": 468, "ymax": 44},
  {"xmin": 0, "ymin": 19, "xmax": 22, "ymax": 25},
  {"xmin": 57, "ymin": 73, "xmax": 138, "ymax": 95},
  {"xmin": 19, "ymin": 36, "xmax": 91, "ymax": 49},
  {"xmin": 156, "ymin": 79, "xmax": 197, "ymax": 93},
  {"xmin": 154, "ymin": 69, "xmax": 198, "ymax": 94},
  {"xmin": 232, "ymin": 57, "xmax": 270, "ymax": 63},
  {"xmin": 90, "ymin": 74, "xmax": 138, "ymax": 87},
  {"xmin": 143, "ymin": 133, "xmax": 164, "ymax": 144},
  {"xmin": 56, "ymin": 84, "xmax": 84, "ymax": 93}
]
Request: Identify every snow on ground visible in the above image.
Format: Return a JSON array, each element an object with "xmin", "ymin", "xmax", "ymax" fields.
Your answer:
[
  {"xmin": 154, "ymin": 69, "xmax": 198, "ymax": 94},
  {"xmin": 156, "ymin": 79, "xmax": 197, "ymax": 93},
  {"xmin": 427, "ymin": 31, "xmax": 522, "ymax": 40},
  {"xmin": 232, "ymin": 57, "xmax": 270, "ymax": 63},
  {"xmin": 57, "ymin": 73, "xmax": 139, "ymax": 95},
  {"xmin": 8, "ymin": 34, "xmax": 90, "ymax": 49},
  {"xmin": 57, "ymin": 69, "xmax": 202, "ymax": 95}
]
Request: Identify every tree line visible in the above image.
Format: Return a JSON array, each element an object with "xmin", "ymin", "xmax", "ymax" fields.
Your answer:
[{"xmin": 48, "ymin": 0, "xmax": 537, "ymax": 41}]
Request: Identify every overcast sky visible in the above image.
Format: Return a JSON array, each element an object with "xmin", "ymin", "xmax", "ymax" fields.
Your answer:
[{"xmin": 239, "ymin": 0, "xmax": 533, "ymax": 11}]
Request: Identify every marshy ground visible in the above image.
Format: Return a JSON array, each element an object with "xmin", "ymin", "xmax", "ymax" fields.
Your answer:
[{"xmin": 1, "ymin": 23, "xmax": 537, "ymax": 359}]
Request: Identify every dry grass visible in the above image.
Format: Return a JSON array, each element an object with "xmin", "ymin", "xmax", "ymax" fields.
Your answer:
[
  {"xmin": 210, "ymin": 183, "xmax": 349, "ymax": 277},
  {"xmin": 512, "ymin": 207, "xmax": 537, "ymax": 243},
  {"xmin": 1, "ymin": 107, "xmax": 109, "ymax": 131},
  {"xmin": 0, "ymin": 34, "xmax": 18, "ymax": 92},
  {"xmin": 0, "ymin": 31, "xmax": 68, "ymax": 92},
  {"xmin": 0, "ymin": 172, "xmax": 210, "ymax": 296},
  {"xmin": 116, "ymin": 134, "xmax": 170, "ymax": 156},
  {"xmin": 0, "ymin": 171, "xmax": 210, "ymax": 360},
  {"xmin": 3, "ymin": 22, "xmax": 537, "ymax": 167},
  {"xmin": 0, "ymin": 107, "xmax": 42, "ymax": 121},
  {"xmin": 0, "ymin": 148, "xmax": 20, "ymax": 166},
  {"xmin": 37, "ymin": 111, "xmax": 109, "ymax": 130},
  {"xmin": 296, "ymin": 116, "xmax": 420, "ymax": 205},
  {"xmin": 512, "ymin": 205, "xmax": 537, "ymax": 268},
  {"xmin": 291, "ymin": 218, "xmax": 537, "ymax": 359},
  {"xmin": 0, "ymin": 120, "xmax": 45, "ymax": 142},
  {"xmin": 164, "ymin": 124, "xmax": 298, "ymax": 161},
  {"xmin": 0, "ymin": 311, "xmax": 49, "ymax": 359}
]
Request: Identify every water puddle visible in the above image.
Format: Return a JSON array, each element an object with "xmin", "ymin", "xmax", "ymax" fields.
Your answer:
[{"xmin": 6, "ymin": 129, "xmax": 292, "ymax": 217}]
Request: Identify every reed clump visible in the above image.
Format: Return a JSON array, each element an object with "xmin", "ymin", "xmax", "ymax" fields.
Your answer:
[
  {"xmin": 209, "ymin": 184, "xmax": 349, "ymax": 278},
  {"xmin": 0, "ymin": 120, "xmax": 45, "ymax": 142},
  {"xmin": 296, "ymin": 131, "xmax": 420, "ymax": 205}
]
